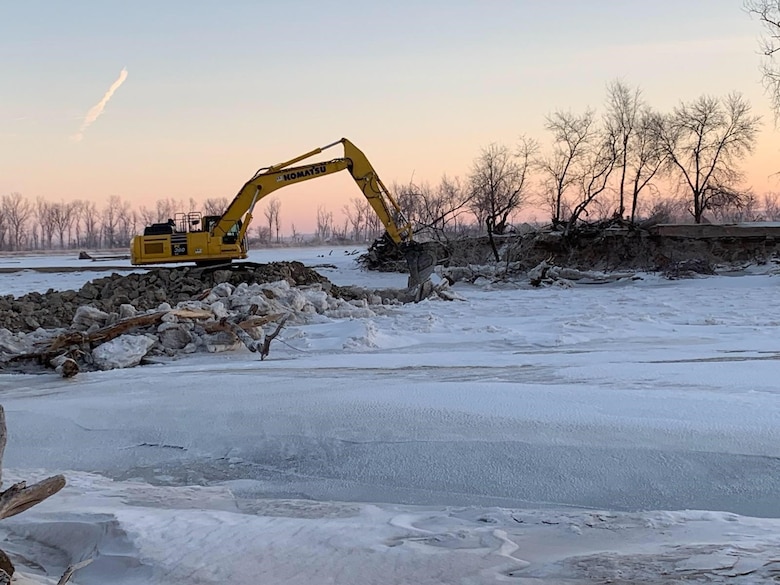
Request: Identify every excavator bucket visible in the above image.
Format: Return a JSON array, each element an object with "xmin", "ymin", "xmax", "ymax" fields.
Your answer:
[{"xmin": 403, "ymin": 242, "xmax": 437, "ymax": 289}]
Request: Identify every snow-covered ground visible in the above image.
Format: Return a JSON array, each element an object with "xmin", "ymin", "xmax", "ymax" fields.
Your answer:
[{"xmin": 1, "ymin": 247, "xmax": 779, "ymax": 584}]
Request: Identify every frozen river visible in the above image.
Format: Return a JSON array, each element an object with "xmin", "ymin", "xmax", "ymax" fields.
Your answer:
[
  {"xmin": 1, "ymin": 248, "xmax": 779, "ymax": 584},
  {"xmin": 2, "ymin": 249, "xmax": 779, "ymax": 517}
]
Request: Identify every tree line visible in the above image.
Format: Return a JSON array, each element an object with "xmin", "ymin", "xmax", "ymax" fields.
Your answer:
[
  {"xmin": 396, "ymin": 81, "xmax": 780, "ymax": 261},
  {"xmin": 3, "ymin": 78, "xmax": 780, "ymax": 254},
  {"xmin": 0, "ymin": 194, "xmax": 236, "ymax": 251}
]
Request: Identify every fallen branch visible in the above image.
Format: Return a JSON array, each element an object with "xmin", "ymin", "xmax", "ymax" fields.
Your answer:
[
  {"xmin": 50, "ymin": 355, "xmax": 79, "ymax": 379},
  {"xmin": 0, "ymin": 476, "xmax": 66, "ymax": 521},
  {"xmin": 529, "ymin": 259, "xmax": 637, "ymax": 287},
  {"xmin": 85, "ymin": 311, "xmax": 167, "ymax": 345},
  {"xmin": 218, "ymin": 320, "xmax": 264, "ymax": 353},
  {"xmin": 204, "ymin": 313, "xmax": 289, "ymax": 357},
  {"xmin": 8, "ymin": 311, "xmax": 170, "ymax": 367},
  {"xmin": 261, "ymin": 315, "xmax": 289, "ymax": 360},
  {"xmin": 57, "ymin": 557, "xmax": 94, "ymax": 585}
]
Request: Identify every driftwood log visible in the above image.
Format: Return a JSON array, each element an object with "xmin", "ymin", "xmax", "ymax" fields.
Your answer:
[
  {"xmin": 56, "ymin": 557, "xmax": 94, "ymax": 585},
  {"xmin": 7, "ymin": 310, "xmax": 169, "ymax": 372},
  {"xmin": 203, "ymin": 313, "xmax": 288, "ymax": 358},
  {"xmin": 260, "ymin": 315, "xmax": 289, "ymax": 360},
  {"xmin": 49, "ymin": 310, "xmax": 168, "ymax": 352},
  {"xmin": 7, "ymin": 308, "xmax": 291, "ymax": 377}
]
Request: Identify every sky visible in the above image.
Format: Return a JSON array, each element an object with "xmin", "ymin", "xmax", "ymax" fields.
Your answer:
[{"xmin": 2, "ymin": 0, "xmax": 779, "ymax": 233}]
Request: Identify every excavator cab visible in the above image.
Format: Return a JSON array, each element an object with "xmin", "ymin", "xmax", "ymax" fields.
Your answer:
[{"xmin": 222, "ymin": 220, "xmax": 242, "ymax": 244}]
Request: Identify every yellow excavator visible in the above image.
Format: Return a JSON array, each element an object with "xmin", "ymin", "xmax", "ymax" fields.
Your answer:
[{"xmin": 130, "ymin": 138, "xmax": 434, "ymax": 287}]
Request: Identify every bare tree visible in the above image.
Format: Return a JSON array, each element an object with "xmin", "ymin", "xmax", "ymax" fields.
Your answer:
[
  {"xmin": 625, "ymin": 109, "xmax": 668, "ymax": 223},
  {"xmin": 601, "ymin": 81, "xmax": 668, "ymax": 223},
  {"xmin": 654, "ymin": 93, "xmax": 761, "ymax": 223},
  {"xmin": 316, "ymin": 205, "xmax": 333, "ymax": 241},
  {"xmin": 255, "ymin": 225, "xmax": 271, "ymax": 244},
  {"xmin": 290, "ymin": 223, "xmax": 303, "ymax": 244},
  {"xmin": 102, "ymin": 195, "xmax": 131, "ymax": 248},
  {"xmin": 437, "ymin": 175, "xmax": 475, "ymax": 236},
  {"xmin": 565, "ymin": 131, "xmax": 619, "ymax": 234},
  {"xmin": 746, "ymin": 0, "xmax": 780, "ymax": 118},
  {"xmin": 51, "ymin": 201, "xmax": 76, "ymax": 248},
  {"xmin": 710, "ymin": 189, "xmax": 761, "ymax": 222},
  {"xmin": 640, "ymin": 192, "xmax": 689, "ymax": 224},
  {"xmin": 763, "ymin": 191, "xmax": 780, "ymax": 219},
  {"xmin": 263, "ymin": 198, "xmax": 282, "ymax": 243},
  {"xmin": 0, "ymin": 204, "xmax": 7, "ymax": 250},
  {"xmin": 538, "ymin": 110, "xmax": 595, "ymax": 224},
  {"xmin": 2, "ymin": 193, "xmax": 33, "ymax": 251},
  {"xmin": 393, "ymin": 180, "xmax": 421, "ymax": 226},
  {"xmin": 80, "ymin": 200, "xmax": 100, "ymax": 248},
  {"xmin": 365, "ymin": 198, "xmax": 382, "ymax": 240},
  {"xmin": 469, "ymin": 139, "xmax": 535, "ymax": 261},
  {"xmin": 343, "ymin": 197, "xmax": 368, "ymax": 242},
  {"xmin": 333, "ymin": 217, "xmax": 349, "ymax": 241},
  {"xmin": 35, "ymin": 198, "xmax": 56, "ymax": 249},
  {"xmin": 605, "ymin": 81, "xmax": 643, "ymax": 217},
  {"xmin": 29, "ymin": 224, "xmax": 40, "ymax": 250},
  {"xmin": 119, "ymin": 208, "xmax": 137, "ymax": 245},
  {"xmin": 342, "ymin": 197, "xmax": 383, "ymax": 242},
  {"xmin": 203, "ymin": 197, "xmax": 229, "ymax": 216},
  {"xmin": 155, "ymin": 198, "xmax": 178, "ymax": 223},
  {"xmin": 70, "ymin": 200, "xmax": 83, "ymax": 247},
  {"xmin": 273, "ymin": 204, "xmax": 282, "ymax": 242},
  {"xmin": 396, "ymin": 175, "xmax": 473, "ymax": 242},
  {"xmin": 138, "ymin": 206, "xmax": 156, "ymax": 231}
]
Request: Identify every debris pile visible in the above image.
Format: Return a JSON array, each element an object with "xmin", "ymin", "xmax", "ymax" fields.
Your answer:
[
  {"xmin": 1, "ymin": 261, "xmax": 460, "ymax": 376},
  {"xmin": 436, "ymin": 263, "xmax": 525, "ymax": 284},
  {"xmin": 0, "ymin": 262, "xmax": 329, "ymax": 333},
  {"xmin": 527, "ymin": 260, "xmax": 639, "ymax": 287},
  {"xmin": 661, "ymin": 258, "xmax": 716, "ymax": 279}
]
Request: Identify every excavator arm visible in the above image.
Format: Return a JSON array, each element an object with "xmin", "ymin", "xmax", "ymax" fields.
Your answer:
[{"xmin": 213, "ymin": 138, "xmax": 413, "ymax": 247}]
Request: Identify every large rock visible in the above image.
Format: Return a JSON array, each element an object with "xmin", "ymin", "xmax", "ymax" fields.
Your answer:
[
  {"xmin": 200, "ymin": 331, "xmax": 241, "ymax": 353},
  {"xmin": 157, "ymin": 322, "xmax": 193, "ymax": 350},
  {"xmin": 72, "ymin": 305, "xmax": 110, "ymax": 330},
  {"xmin": 91, "ymin": 334, "xmax": 156, "ymax": 370},
  {"xmin": 0, "ymin": 329, "xmax": 26, "ymax": 356}
]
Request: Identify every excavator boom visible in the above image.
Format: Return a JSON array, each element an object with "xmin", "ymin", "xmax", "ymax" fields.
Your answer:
[{"xmin": 130, "ymin": 138, "xmax": 434, "ymax": 287}]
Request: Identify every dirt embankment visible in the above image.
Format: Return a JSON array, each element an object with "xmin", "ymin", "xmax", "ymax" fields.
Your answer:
[
  {"xmin": 512, "ymin": 228, "xmax": 780, "ymax": 272},
  {"xmin": 363, "ymin": 226, "xmax": 780, "ymax": 275}
]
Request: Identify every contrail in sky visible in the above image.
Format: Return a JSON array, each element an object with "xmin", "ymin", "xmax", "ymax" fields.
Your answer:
[{"xmin": 71, "ymin": 67, "xmax": 128, "ymax": 142}]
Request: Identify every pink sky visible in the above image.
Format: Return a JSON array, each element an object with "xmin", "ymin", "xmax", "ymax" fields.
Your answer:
[{"xmin": 2, "ymin": 1, "xmax": 779, "ymax": 233}]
